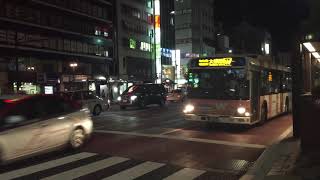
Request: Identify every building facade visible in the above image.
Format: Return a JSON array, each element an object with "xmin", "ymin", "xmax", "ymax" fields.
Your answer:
[
  {"xmin": 114, "ymin": 0, "xmax": 154, "ymax": 89},
  {"xmin": 227, "ymin": 21, "xmax": 272, "ymax": 55},
  {"xmin": 174, "ymin": 0, "xmax": 215, "ymax": 83},
  {"xmin": 0, "ymin": 0, "xmax": 113, "ymax": 96},
  {"xmin": 160, "ymin": 0, "xmax": 175, "ymax": 90}
]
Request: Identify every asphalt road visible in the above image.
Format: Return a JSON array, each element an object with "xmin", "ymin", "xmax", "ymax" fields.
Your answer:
[{"xmin": 0, "ymin": 102, "xmax": 293, "ymax": 180}]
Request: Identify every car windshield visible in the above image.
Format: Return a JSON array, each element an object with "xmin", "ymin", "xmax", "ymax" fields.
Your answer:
[
  {"xmin": 123, "ymin": 85, "xmax": 144, "ymax": 94},
  {"xmin": 172, "ymin": 89, "xmax": 182, "ymax": 93},
  {"xmin": 187, "ymin": 68, "xmax": 249, "ymax": 100}
]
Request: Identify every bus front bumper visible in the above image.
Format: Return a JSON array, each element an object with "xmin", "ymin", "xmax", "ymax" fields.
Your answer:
[{"xmin": 184, "ymin": 114, "xmax": 252, "ymax": 125}]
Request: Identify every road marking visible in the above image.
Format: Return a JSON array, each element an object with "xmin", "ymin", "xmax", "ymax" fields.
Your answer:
[
  {"xmin": 42, "ymin": 156, "xmax": 129, "ymax": 180},
  {"xmin": 163, "ymin": 168, "xmax": 205, "ymax": 180},
  {"xmin": 94, "ymin": 130, "xmax": 266, "ymax": 149},
  {"xmin": 0, "ymin": 152, "xmax": 96, "ymax": 180},
  {"xmin": 103, "ymin": 161, "xmax": 165, "ymax": 180},
  {"xmin": 160, "ymin": 128, "xmax": 183, "ymax": 135},
  {"xmin": 276, "ymin": 126, "xmax": 293, "ymax": 142}
]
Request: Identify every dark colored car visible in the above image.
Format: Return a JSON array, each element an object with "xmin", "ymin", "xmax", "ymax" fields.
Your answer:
[{"xmin": 118, "ymin": 84, "xmax": 167, "ymax": 109}]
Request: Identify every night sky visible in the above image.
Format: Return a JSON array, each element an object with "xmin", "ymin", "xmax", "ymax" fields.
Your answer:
[{"xmin": 214, "ymin": 0, "xmax": 309, "ymax": 51}]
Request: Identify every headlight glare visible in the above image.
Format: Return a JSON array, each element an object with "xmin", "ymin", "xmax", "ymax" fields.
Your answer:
[
  {"xmin": 237, "ymin": 107, "xmax": 246, "ymax": 114},
  {"xmin": 183, "ymin": 104, "xmax": 195, "ymax": 113},
  {"xmin": 130, "ymin": 95, "xmax": 138, "ymax": 101},
  {"xmin": 117, "ymin": 96, "xmax": 121, "ymax": 101}
]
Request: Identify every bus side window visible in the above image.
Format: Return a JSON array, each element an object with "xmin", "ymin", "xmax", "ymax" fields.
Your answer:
[{"xmin": 281, "ymin": 72, "xmax": 292, "ymax": 92}]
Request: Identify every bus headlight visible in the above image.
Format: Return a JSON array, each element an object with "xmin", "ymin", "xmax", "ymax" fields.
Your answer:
[
  {"xmin": 237, "ymin": 107, "xmax": 246, "ymax": 114},
  {"xmin": 130, "ymin": 95, "xmax": 138, "ymax": 101},
  {"xmin": 183, "ymin": 104, "xmax": 195, "ymax": 113}
]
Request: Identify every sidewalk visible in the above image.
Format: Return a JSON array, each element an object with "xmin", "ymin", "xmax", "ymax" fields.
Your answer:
[{"xmin": 241, "ymin": 137, "xmax": 320, "ymax": 180}]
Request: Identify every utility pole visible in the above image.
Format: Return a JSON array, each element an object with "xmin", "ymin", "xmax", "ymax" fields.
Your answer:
[
  {"xmin": 14, "ymin": 31, "xmax": 20, "ymax": 93},
  {"xmin": 291, "ymin": 34, "xmax": 302, "ymax": 138}
]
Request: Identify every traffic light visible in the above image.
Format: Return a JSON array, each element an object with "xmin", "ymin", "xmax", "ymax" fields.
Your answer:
[{"xmin": 268, "ymin": 72, "xmax": 273, "ymax": 82}]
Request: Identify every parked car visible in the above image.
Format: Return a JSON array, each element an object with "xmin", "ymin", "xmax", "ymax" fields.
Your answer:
[
  {"xmin": 167, "ymin": 89, "xmax": 187, "ymax": 102},
  {"xmin": 118, "ymin": 84, "xmax": 167, "ymax": 109},
  {"xmin": 0, "ymin": 94, "xmax": 93, "ymax": 164},
  {"xmin": 58, "ymin": 91, "xmax": 110, "ymax": 116}
]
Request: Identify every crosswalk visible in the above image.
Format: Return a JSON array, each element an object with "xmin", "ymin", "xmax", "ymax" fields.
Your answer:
[{"xmin": 0, "ymin": 152, "xmax": 236, "ymax": 180}]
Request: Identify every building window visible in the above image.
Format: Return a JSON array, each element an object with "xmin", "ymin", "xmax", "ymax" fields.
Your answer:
[
  {"xmin": 170, "ymin": 17, "xmax": 174, "ymax": 26},
  {"xmin": 129, "ymin": 38, "xmax": 136, "ymax": 49},
  {"xmin": 104, "ymin": 51, "xmax": 109, "ymax": 57},
  {"xmin": 147, "ymin": 0, "xmax": 153, "ymax": 8},
  {"xmin": 95, "ymin": 28, "xmax": 101, "ymax": 36}
]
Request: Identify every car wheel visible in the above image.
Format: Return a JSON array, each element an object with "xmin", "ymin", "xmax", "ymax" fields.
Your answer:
[
  {"xmin": 120, "ymin": 106, "xmax": 126, "ymax": 110},
  {"xmin": 159, "ymin": 98, "xmax": 166, "ymax": 107},
  {"xmin": 139, "ymin": 99, "xmax": 146, "ymax": 109},
  {"xmin": 93, "ymin": 105, "xmax": 102, "ymax": 116},
  {"xmin": 0, "ymin": 148, "xmax": 3, "ymax": 165},
  {"xmin": 70, "ymin": 128, "xmax": 86, "ymax": 149}
]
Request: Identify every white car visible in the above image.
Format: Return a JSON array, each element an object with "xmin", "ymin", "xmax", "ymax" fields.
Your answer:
[
  {"xmin": 0, "ymin": 94, "xmax": 93, "ymax": 164},
  {"xmin": 61, "ymin": 91, "xmax": 110, "ymax": 116},
  {"xmin": 167, "ymin": 89, "xmax": 187, "ymax": 102}
]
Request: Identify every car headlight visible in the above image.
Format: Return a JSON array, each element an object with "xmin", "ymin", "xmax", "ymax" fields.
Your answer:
[
  {"xmin": 237, "ymin": 107, "xmax": 246, "ymax": 114},
  {"xmin": 183, "ymin": 104, "xmax": 195, "ymax": 113},
  {"xmin": 245, "ymin": 112, "xmax": 251, "ymax": 117},
  {"xmin": 117, "ymin": 96, "xmax": 121, "ymax": 101},
  {"xmin": 130, "ymin": 95, "xmax": 138, "ymax": 101}
]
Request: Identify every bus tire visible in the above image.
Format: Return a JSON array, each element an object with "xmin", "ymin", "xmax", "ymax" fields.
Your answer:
[
  {"xmin": 205, "ymin": 122, "xmax": 214, "ymax": 129},
  {"xmin": 285, "ymin": 97, "xmax": 289, "ymax": 114},
  {"xmin": 259, "ymin": 103, "xmax": 268, "ymax": 126}
]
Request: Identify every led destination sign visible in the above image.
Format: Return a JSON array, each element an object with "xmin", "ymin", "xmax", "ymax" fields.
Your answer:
[
  {"xmin": 198, "ymin": 58, "xmax": 233, "ymax": 67},
  {"xmin": 190, "ymin": 57, "xmax": 246, "ymax": 67}
]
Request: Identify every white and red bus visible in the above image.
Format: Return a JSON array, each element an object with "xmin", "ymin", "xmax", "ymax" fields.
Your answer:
[{"xmin": 183, "ymin": 55, "xmax": 292, "ymax": 126}]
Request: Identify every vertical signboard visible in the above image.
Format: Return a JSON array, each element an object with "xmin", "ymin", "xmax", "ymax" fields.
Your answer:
[{"xmin": 155, "ymin": 0, "xmax": 161, "ymax": 83}]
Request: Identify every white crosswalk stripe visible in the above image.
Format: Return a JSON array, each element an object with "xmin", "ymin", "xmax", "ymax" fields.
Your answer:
[
  {"xmin": 0, "ymin": 152, "xmax": 208, "ymax": 180},
  {"xmin": 163, "ymin": 168, "xmax": 206, "ymax": 180},
  {"xmin": 0, "ymin": 152, "xmax": 96, "ymax": 180},
  {"xmin": 102, "ymin": 161, "xmax": 165, "ymax": 180},
  {"xmin": 42, "ymin": 156, "xmax": 129, "ymax": 180}
]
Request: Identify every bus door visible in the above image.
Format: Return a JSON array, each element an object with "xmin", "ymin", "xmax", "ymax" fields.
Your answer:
[{"xmin": 251, "ymin": 71, "xmax": 260, "ymax": 122}]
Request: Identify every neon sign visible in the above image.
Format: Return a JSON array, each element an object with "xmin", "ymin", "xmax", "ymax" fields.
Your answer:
[{"xmin": 198, "ymin": 58, "xmax": 233, "ymax": 67}]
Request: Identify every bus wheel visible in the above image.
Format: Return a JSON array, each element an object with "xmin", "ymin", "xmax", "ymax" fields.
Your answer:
[
  {"xmin": 205, "ymin": 122, "xmax": 214, "ymax": 130},
  {"xmin": 285, "ymin": 98, "xmax": 289, "ymax": 114},
  {"xmin": 259, "ymin": 105, "xmax": 268, "ymax": 126}
]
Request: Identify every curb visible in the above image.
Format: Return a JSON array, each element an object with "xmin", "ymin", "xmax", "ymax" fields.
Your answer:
[
  {"xmin": 240, "ymin": 144, "xmax": 282, "ymax": 180},
  {"xmin": 240, "ymin": 139, "xmax": 300, "ymax": 180}
]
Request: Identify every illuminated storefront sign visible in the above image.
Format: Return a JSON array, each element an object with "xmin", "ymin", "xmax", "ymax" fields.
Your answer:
[
  {"xmin": 155, "ymin": 0, "xmax": 161, "ymax": 83},
  {"xmin": 198, "ymin": 58, "xmax": 233, "ymax": 67},
  {"xmin": 161, "ymin": 48, "xmax": 172, "ymax": 57},
  {"xmin": 44, "ymin": 86, "xmax": 53, "ymax": 94}
]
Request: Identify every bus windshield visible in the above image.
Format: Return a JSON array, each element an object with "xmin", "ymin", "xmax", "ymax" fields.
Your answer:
[{"xmin": 187, "ymin": 68, "xmax": 249, "ymax": 100}]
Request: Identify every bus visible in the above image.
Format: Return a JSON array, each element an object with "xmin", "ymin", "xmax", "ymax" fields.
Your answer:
[{"xmin": 183, "ymin": 55, "xmax": 292, "ymax": 126}]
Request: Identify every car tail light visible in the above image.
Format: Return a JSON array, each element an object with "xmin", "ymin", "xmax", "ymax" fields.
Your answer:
[{"xmin": 4, "ymin": 99, "xmax": 13, "ymax": 103}]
